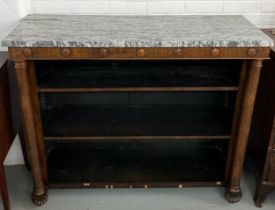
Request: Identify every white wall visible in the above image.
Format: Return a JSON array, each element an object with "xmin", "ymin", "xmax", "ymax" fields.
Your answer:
[
  {"xmin": 0, "ymin": 0, "xmax": 31, "ymax": 51},
  {"xmin": 31, "ymin": 0, "xmax": 275, "ymax": 28},
  {"xmin": 1, "ymin": 0, "xmax": 275, "ymax": 165}
]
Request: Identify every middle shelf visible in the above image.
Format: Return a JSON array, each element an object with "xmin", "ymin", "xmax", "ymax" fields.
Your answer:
[{"xmin": 41, "ymin": 91, "xmax": 235, "ymax": 140}]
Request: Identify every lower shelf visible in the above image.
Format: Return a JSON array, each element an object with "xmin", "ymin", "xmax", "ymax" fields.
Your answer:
[{"xmin": 47, "ymin": 141, "xmax": 226, "ymax": 188}]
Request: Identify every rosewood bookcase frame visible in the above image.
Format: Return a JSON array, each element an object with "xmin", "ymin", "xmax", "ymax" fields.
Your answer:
[{"xmin": 8, "ymin": 46, "xmax": 270, "ymax": 205}]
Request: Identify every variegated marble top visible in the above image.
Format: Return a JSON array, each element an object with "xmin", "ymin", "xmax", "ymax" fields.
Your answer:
[{"xmin": 2, "ymin": 15, "xmax": 274, "ymax": 48}]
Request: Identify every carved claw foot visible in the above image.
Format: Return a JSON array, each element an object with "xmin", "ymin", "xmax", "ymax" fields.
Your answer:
[
  {"xmin": 32, "ymin": 190, "xmax": 48, "ymax": 206},
  {"xmin": 224, "ymin": 187, "xmax": 242, "ymax": 203}
]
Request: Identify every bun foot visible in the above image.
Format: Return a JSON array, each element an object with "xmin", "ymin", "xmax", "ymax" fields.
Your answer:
[
  {"xmin": 32, "ymin": 190, "xmax": 48, "ymax": 206},
  {"xmin": 224, "ymin": 187, "xmax": 242, "ymax": 203}
]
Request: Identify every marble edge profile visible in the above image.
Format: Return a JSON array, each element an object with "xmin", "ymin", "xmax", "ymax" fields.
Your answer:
[{"xmin": 2, "ymin": 39, "xmax": 274, "ymax": 48}]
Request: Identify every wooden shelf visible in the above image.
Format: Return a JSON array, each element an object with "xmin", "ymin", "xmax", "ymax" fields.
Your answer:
[
  {"xmin": 37, "ymin": 86, "xmax": 239, "ymax": 93},
  {"xmin": 47, "ymin": 141, "xmax": 226, "ymax": 188},
  {"xmin": 44, "ymin": 136, "xmax": 230, "ymax": 141},
  {"xmin": 42, "ymin": 104, "xmax": 233, "ymax": 139}
]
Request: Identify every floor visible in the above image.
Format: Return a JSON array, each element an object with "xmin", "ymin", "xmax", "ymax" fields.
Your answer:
[{"xmin": 1, "ymin": 165, "xmax": 275, "ymax": 210}]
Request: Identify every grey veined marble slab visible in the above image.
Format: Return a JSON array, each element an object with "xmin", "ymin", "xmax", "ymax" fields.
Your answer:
[{"xmin": 2, "ymin": 15, "xmax": 274, "ymax": 48}]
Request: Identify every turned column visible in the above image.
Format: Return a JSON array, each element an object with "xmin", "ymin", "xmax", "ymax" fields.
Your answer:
[
  {"xmin": 14, "ymin": 60, "xmax": 47, "ymax": 206},
  {"xmin": 225, "ymin": 61, "xmax": 248, "ymax": 181},
  {"xmin": 225, "ymin": 59, "xmax": 264, "ymax": 203},
  {"xmin": 27, "ymin": 61, "xmax": 48, "ymax": 183}
]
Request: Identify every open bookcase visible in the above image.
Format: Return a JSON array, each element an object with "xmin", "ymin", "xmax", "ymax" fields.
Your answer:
[{"xmin": 34, "ymin": 60, "xmax": 241, "ymax": 188}]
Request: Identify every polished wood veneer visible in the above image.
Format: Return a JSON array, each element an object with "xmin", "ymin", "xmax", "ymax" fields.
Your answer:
[{"xmin": 9, "ymin": 47, "xmax": 270, "ymax": 60}]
